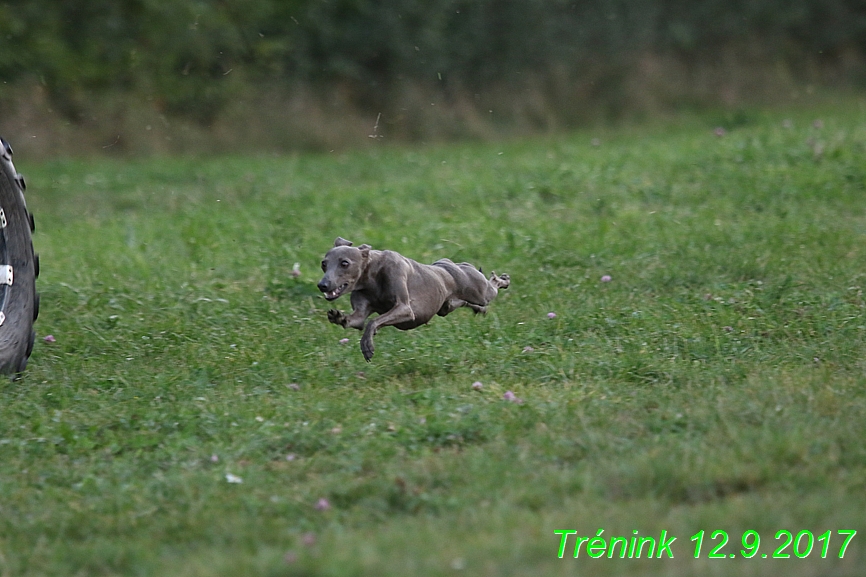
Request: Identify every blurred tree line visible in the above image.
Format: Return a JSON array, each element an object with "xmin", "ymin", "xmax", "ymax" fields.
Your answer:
[{"xmin": 1, "ymin": 0, "xmax": 865, "ymax": 131}]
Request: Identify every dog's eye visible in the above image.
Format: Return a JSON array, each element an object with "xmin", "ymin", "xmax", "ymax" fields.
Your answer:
[
  {"xmin": 321, "ymin": 261, "xmax": 327, "ymax": 272},
  {"xmin": 340, "ymin": 260, "xmax": 350, "ymax": 268}
]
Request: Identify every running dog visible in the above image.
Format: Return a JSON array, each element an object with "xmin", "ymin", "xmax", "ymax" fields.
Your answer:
[{"xmin": 317, "ymin": 237, "xmax": 510, "ymax": 361}]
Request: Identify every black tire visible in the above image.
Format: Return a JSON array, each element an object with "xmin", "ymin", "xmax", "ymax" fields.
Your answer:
[{"xmin": 0, "ymin": 137, "xmax": 38, "ymax": 375}]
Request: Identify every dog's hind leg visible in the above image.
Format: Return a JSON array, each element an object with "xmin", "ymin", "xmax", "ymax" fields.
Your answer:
[
  {"xmin": 470, "ymin": 271, "xmax": 510, "ymax": 306},
  {"xmin": 489, "ymin": 272, "xmax": 510, "ymax": 290},
  {"xmin": 465, "ymin": 303, "xmax": 487, "ymax": 314},
  {"xmin": 437, "ymin": 298, "xmax": 487, "ymax": 317}
]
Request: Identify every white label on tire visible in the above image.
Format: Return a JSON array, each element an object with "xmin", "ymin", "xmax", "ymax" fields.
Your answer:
[
  {"xmin": 0, "ymin": 208, "xmax": 6, "ymax": 228},
  {"xmin": 0, "ymin": 266, "xmax": 12, "ymax": 286},
  {"xmin": 0, "ymin": 312, "xmax": 5, "ymax": 326}
]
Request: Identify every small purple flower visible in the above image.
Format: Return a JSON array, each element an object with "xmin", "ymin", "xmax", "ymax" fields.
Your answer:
[
  {"xmin": 286, "ymin": 453, "xmax": 296, "ymax": 461},
  {"xmin": 210, "ymin": 454, "xmax": 219, "ymax": 463},
  {"xmin": 547, "ymin": 312, "xmax": 557, "ymax": 319},
  {"xmin": 503, "ymin": 391, "xmax": 523, "ymax": 403},
  {"xmin": 471, "ymin": 381, "xmax": 483, "ymax": 390},
  {"xmin": 43, "ymin": 334, "xmax": 56, "ymax": 343},
  {"xmin": 290, "ymin": 262, "xmax": 301, "ymax": 278},
  {"xmin": 601, "ymin": 275, "xmax": 612, "ymax": 283},
  {"xmin": 339, "ymin": 338, "xmax": 349, "ymax": 345},
  {"xmin": 522, "ymin": 346, "xmax": 534, "ymax": 353},
  {"xmin": 315, "ymin": 498, "xmax": 330, "ymax": 511}
]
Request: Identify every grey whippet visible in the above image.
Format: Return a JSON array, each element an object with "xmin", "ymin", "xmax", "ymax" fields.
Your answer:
[{"xmin": 317, "ymin": 237, "xmax": 510, "ymax": 361}]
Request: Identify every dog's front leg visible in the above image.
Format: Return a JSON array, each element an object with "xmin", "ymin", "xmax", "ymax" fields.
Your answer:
[
  {"xmin": 328, "ymin": 295, "xmax": 373, "ymax": 330},
  {"xmin": 360, "ymin": 301, "xmax": 415, "ymax": 362}
]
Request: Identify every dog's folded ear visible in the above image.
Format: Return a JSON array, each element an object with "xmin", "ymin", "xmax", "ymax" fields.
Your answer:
[
  {"xmin": 358, "ymin": 244, "xmax": 371, "ymax": 258},
  {"xmin": 334, "ymin": 237, "xmax": 353, "ymax": 247}
]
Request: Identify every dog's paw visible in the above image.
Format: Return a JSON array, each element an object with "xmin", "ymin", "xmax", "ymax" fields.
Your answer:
[
  {"xmin": 360, "ymin": 336, "xmax": 375, "ymax": 362},
  {"xmin": 490, "ymin": 272, "xmax": 510, "ymax": 289},
  {"xmin": 327, "ymin": 309, "xmax": 345, "ymax": 326}
]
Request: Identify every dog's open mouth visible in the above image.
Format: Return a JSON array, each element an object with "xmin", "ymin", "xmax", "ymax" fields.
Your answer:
[{"xmin": 324, "ymin": 283, "xmax": 349, "ymax": 301}]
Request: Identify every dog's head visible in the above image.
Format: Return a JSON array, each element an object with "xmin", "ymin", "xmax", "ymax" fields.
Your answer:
[{"xmin": 317, "ymin": 237, "xmax": 371, "ymax": 301}]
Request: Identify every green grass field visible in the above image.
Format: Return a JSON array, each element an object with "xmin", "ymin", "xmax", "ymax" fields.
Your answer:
[{"xmin": 2, "ymin": 103, "xmax": 865, "ymax": 576}]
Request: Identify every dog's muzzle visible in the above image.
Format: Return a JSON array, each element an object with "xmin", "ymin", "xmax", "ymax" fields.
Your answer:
[{"xmin": 318, "ymin": 280, "xmax": 348, "ymax": 301}]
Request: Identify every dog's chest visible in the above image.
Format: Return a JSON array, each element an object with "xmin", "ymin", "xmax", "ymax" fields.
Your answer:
[{"xmin": 355, "ymin": 289, "xmax": 395, "ymax": 315}]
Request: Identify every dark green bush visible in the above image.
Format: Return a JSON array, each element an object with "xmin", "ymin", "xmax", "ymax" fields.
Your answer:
[{"xmin": 1, "ymin": 0, "xmax": 865, "ymax": 123}]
